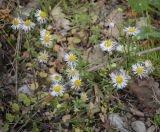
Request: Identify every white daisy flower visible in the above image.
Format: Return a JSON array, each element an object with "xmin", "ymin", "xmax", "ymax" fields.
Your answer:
[
  {"xmin": 116, "ymin": 45, "xmax": 126, "ymax": 53},
  {"xmin": 132, "ymin": 63, "xmax": 147, "ymax": 78},
  {"xmin": 11, "ymin": 18, "xmax": 23, "ymax": 30},
  {"xmin": 110, "ymin": 70, "xmax": 130, "ymax": 89},
  {"xmin": 37, "ymin": 51, "xmax": 49, "ymax": 63},
  {"xmin": 100, "ymin": 40, "xmax": 116, "ymax": 52},
  {"xmin": 50, "ymin": 84, "xmax": 64, "ymax": 97},
  {"xmin": 40, "ymin": 29, "xmax": 50, "ymax": 37},
  {"xmin": 123, "ymin": 26, "xmax": 140, "ymax": 36},
  {"xmin": 144, "ymin": 60, "xmax": 154, "ymax": 73},
  {"xmin": 50, "ymin": 73, "xmax": 62, "ymax": 83},
  {"xmin": 71, "ymin": 76, "xmax": 81, "ymax": 90},
  {"xmin": 64, "ymin": 53, "xmax": 77, "ymax": 65},
  {"xmin": 66, "ymin": 67, "xmax": 79, "ymax": 78},
  {"xmin": 22, "ymin": 20, "xmax": 35, "ymax": 32},
  {"xmin": 35, "ymin": 9, "xmax": 47, "ymax": 24},
  {"xmin": 40, "ymin": 34, "xmax": 53, "ymax": 47}
]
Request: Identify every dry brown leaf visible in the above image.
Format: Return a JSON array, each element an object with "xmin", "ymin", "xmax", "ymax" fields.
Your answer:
[
  {"xmin": 53, "ymin": 44, "xmax": 60, "ymax": 52},
  {"xmin": 22, "ymin": 51, "xmax": 29, "ymax": 59},
  {"xmin": 62, "ymin": 115, "xmax": 71, "ymax": 122},
  {"xmin": 54, "ymin": 59, "xmax": 63, "ymax": 72},
  {"xmin": 0, "ymin": 9, "xmax": 11, "ymax": 20},
  {"xmin": 39, "ymin": 72, "xmax": 48, "ymax": 78},
  {"xmin": 51, "ymin": 6, "xmax": 71, "ymax": 29},
  {"xmin": 126, "ymin": 9, "xmax": 137, "ymax": 17},
  {"xmin": 30, "ymin": 82, "xmax": 39, "ymax": 91},
  {"xmin": 129, "ymin": 78, "xmax": 160, "ymax": 109}
]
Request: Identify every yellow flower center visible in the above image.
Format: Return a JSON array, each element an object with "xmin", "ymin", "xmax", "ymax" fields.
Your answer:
[
  {"xmin": 24, "ymin": 20, "xmax": 31, "ymax": 26},
  {"xmin": 129, "ymin": 27, "xmax": 135, "ymax": 33},
  {"xmin": 40, "ymin": 53, "xmax": 47, "ymax": 60},
  {"xmin": 69, "ymin": 55, "xmax": 75, "ymax": 62},
  {"xmin": 121, "ymin": 47, "xmax": 125, "ymax": 52},
  {"xmin": 13, "ymin": 19, "xmax": 19, "ymax": 26},
  {"xmin": 136, "ymin": 67, "xmax": 144, "ymax": 74},
  {"xmin": 54, "ymin": 85, "xmax": 61, "ymax": 92},
  {"xmin": 54, "ymin": 75, "xmax": 60, "ymax": 81},
  {"xmin": 44, "ymin": 36, "xmax": 50, "ymax": 42},
  {"xmin": 116, "ymin": 76, "xmax": 123, "ymax": 84},
  {"xmin": 70, "ymin": 70, "xmax": 76, "ymax": 76},
  {"xmin": 105, "ymin": 41, "xmax": 112, "ymax": 47},
  {"xmin": 74, "ymin": 80, "xmax": 81, "ymax": 87},
  {"xmin": 40, "ymin": 11, "xmax": 47, "ymax": 19}
]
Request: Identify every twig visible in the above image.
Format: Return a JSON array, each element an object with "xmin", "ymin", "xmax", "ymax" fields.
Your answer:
[
  {"xmin": 17, "ymin": 109, "xmax": 39, "ymax": 132},
  {"xmin": 137, "ymin": 46, "xmax": 160, "ymax": 56},
  {"xmin": 15, "ymin": 30, "xmax": 21, "ymax": 97},
  {"xmin": 87, "ymin": 46, "xmax": 160, "ymax": 72}
]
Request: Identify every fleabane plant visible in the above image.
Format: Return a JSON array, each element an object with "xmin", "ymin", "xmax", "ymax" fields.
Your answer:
[
  {"xmin": 35, "ymin": 9, "xmax": 47, "ymax": 24},
  {"xmin": 100, "ymin": 39, "xmax": 116, "ymax": 52},
  {"xmin": 123, "ymin": 26, "xmax": 140, "ymax": 36},
  {"xmin": 132, "ymin": 63, "xmax": 147, "ymax": 79},
  {"xmin": 22, "ymin": 19, "xmax": 35, "ymax": 32},
  {"xmin": 110, "ymin": 69, "xmax": 130, "ymax": 89},
  {"xmin": 51, "ymin": 84, "xmax": 65, "ymax": 97},
  {"xmin": 37, "ymin": 51, "xmax": 49, "ymax": 63},
  {"xmin": 11, "ymin": 18, "xmax": 23, "ymax": 30}
]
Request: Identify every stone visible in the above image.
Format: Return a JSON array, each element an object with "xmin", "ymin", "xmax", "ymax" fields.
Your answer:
[
  {"xmin": 147, "ymin": 125, "xmax": 156, "ymax": 132},
  {"xmin": 108, "ymin": 113, "xmax": 129, "ymax": 132},
  {"xmin": 131, "ymin": 121, "xmax": 146, "ymax": 132}
]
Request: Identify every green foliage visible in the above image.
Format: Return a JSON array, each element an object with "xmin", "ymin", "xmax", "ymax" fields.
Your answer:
[
  {"xmin": 72, "ymin": 13, "xmax": 90, "ymax": 26},
  {"xmin": 6, "ymin": 113, "xmax": 15, "ymax": 123},
  {"xmin": 32, "ymin": 122, "xmax": 39, "ymax": 132},
  {"xmin": 128, "ymin": 0, "xmax": 150, "ymax": 12},
  {"xmin": 89, "ymin": 26, "xmax": 100, "ymax": 44},
  {"xmin": 151, "ymin": 0, "xmax": 160, "ymax": 9},
  {"xmin": 136, "ymin": 26, "xmax": 160, "ymax": 40},
  {"xmin": 152, "ymin": 115, "xmax": 160, "ymax": 125},
  {"xmin": 11, "ymin": 103, "xmax": 20, "ymax": 112},
  {"xmin": 73, "ymin": 98, "xmax": 86, "ymax": 111},
  {"xmin": 18, "ymin": 93, "xmax": 31, "ymax": 106},
  {"xmin": 128, "ymin": 0, "xmax": 160, "ymax": 14}
]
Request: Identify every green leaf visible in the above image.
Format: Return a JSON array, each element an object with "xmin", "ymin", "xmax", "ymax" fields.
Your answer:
[
  {"xmin": 18, "ymin": 93, "xmax": 31, "ymax": 106},
  {"xmin": 11, "ymin": 103, "xmax": 20, "ymax": 112},
  {"xmin": 32, "ymin": 122, "xmax": 39, "ymax": 132},
  {"xmin": 151, "ymin": 0, "xmax": 160, "ymax": 9},
  {"xmin": 6, "ymin": 113, "xmax": 15, "ymax": 123},
  {"xmin": 136, "ymin": 26, "xmax": 160, "ymax": 40},
  {"xmin": 128, "ymin": 0, "xmax": 150, "ymax": 12}
]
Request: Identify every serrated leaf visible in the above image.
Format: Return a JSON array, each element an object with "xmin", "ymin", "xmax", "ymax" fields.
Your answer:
[
  {"xmin": 6, "ymin": 113, "xmax": 15, "ymax": 123},
  {"xmin": 18, "ymin": 93, "xmax": 31, "ymax": 106},
  {"xmin": 11, "ymin": 103, "xmax": 20, "ymax": 112}
]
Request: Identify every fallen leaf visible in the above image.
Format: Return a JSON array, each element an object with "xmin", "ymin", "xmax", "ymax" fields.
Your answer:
[
  {"xmin": 62, "ymin": 115, "xmax": 71, "ymax": 122},
  {"xmin": 39, "ymin": 72, "xmax": 48, "ymax": 78},
  {"xmin": 51, "ymin": 6, "xmax": 71, "ymax": 29},
  {"xmin": 129, "ymin": 78, "xmax": 160, "ymax": 109},
  {"xmin": 126, "ymin": 9, "xmax": 137, "ymax": 17},
  {"xmin": 30, "ymin": 82, "xmax": 39, "ymax": 91},
  {"xmin": 22, "ymin": 51, "xmax": 29, "ymax": 59}
]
